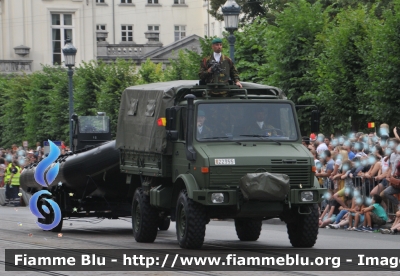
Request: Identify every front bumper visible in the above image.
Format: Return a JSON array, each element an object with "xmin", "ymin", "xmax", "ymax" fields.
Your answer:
[{"xmin": 192, "ymin": 187, "xmax": 326, "ymax": 206}]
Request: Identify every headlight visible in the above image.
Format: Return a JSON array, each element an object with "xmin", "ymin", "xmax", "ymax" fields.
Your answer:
[
  {"xmin": 211, "ymin": 193, "xmax": 224, "ymax": 203},
  {"xmin": 301, "ymin": 191, "xmax": 314, "ymax": 202}
]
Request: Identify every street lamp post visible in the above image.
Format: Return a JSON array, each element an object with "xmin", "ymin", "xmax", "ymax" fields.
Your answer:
[
  {"xmin": 62, "ymin": 38, "xmax": 77, "ymax": 152},
  {"xmin": 221, "ymin": 0, "xmax": 241, "ymax": 63}
]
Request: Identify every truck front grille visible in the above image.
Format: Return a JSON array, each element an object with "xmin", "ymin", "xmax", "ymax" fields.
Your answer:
[{"xmin": 209, "ymin": 165, "xmax": 310, "ymax": 186}]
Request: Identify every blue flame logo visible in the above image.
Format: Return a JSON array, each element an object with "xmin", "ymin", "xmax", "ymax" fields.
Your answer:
[
  {"xmin": 29, "ymin": 190, "xmax": 62, "ymax": 231},
  {"xmin": 34, "ymin": 141, "xmax": 60, "ymax": 186},
  {"xmin": 29, "ymin": 140, "xmax": 62, "ymax": 231}
]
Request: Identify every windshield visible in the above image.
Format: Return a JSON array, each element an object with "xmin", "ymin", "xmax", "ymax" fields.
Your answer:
[
  {"xmin": 79, "ymin": 116, "xmax": 110, "ymax": 133},
  {"xmin": 195, "ymin": 103, "xmax": 298, "ymax": 142}
]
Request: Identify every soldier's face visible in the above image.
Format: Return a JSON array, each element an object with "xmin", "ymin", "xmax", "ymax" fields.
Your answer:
[
  {"xmin": 197, "ymin": 116, "xmax": 206, "ymax": 127},
  {"xmin": 212, "ymin": 43, "xmax": 222, "ymax": 53},
  {"xmin": 255, "ymin": 111, "xmax": 264, "ymax": 121}
]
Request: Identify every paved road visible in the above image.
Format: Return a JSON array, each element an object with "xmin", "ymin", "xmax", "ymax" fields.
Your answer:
[{"xmin": 0, "ymin": 206, "xmax": 398, "ymax": 276}]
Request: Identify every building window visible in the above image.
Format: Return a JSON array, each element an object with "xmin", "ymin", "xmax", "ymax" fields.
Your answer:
[
  {"xmin": 211, "ymin": 22, "xmax": 215, "ymax": 36},
  {"xmin": 147, "ymin": 0, "xmax": 159, "ymax": 4},
  {"xmin": 97, "ymin": 25, "xmax": 106, "ymax": 31},
  {"xmin": 96, "ymin": 0, "xmax": 105, "ymax": 3},
  {"xmin": 148, "ymin": 25, "xmax": 160, "ymax": 31},
  {"xmin": 219, "ymin": 22, "xmax": 223, "ymax": 36},
  {"xmin": 121, "ymin": 25, "xmax": 133, "ymax": 42},
  {"xmin": 121, "ymin": 0, "xmax": 132, "ymax": 3},
  {"xmin": 204, "ymin": 24, "xmax": 208, "ymax": 37},
  {"xmin": 174, "ymin": 0, "xmax": 185, "ymax": 4},
  {"xmin": 51, "ymin": 13, "xmax": 73, "ymax": 65},
  {"xmin": 174, "ymin": 25, "xmax": 185, "ymax": 41}
]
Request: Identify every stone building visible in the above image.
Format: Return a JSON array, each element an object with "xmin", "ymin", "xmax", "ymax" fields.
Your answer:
[{"xmin": 0, "ymin": 0, "xmax": 223, "ymax": 73}]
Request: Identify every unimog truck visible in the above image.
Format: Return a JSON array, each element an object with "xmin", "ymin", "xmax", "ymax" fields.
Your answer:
[
  {"xmin": 21, "ymin": 80, "xmax": 326, "ymax": 249},
  {"xmin": 116, "ymin": 80, "xmax": 327, "ymax": 249}
]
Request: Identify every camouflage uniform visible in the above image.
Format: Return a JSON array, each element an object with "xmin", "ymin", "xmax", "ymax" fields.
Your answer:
[{"xmin": 198, "ymin": 54, "xmax": 240, "ymax": 84}]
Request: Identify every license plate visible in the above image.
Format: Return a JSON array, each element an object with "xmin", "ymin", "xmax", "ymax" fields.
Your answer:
[{"xmin": 214, "ymin": 159, "xmax": 235, "ymax": 165}]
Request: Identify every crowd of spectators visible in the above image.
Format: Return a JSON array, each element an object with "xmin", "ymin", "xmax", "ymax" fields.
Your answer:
[
  {"xmin": 0, "ymin": 141, "xmax": 69, "ymax": 206},
  {"xmin": 302, "ymin": 124, "xmax": 400, "ymax": 234}
]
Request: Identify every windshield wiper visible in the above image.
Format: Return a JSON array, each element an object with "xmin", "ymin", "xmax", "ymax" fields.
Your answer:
[
  {"xmin": 239, "ymin": 135, "xmax": 281, "ymax": 145},
  {"xmin": 240, "ymin": 134, "xmax": 269, "ymax": 137},
  {"xmin": 201, "ymin": 136, "xmax": 230, "ymax": 140}
]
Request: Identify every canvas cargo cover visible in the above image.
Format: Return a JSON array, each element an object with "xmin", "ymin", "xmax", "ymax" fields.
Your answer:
[
  {"xmin": 116, "ymin": 80, "xmax": 197, "ymax": 154},
  {"xmin": 240, "ymin": 172, "xmax": 290, "ymax": 201}
]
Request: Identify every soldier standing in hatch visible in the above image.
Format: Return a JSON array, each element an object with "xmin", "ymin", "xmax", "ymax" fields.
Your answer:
[{"xmin": 198, "ymin": 38, "xmax": 242, "ymax": 88}]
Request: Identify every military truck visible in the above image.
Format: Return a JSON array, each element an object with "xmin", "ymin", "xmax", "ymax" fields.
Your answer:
[
  {"xmin": 116, "ymin": 80, "xmax": 326, "ymax": 249},
  {"xmin": 21, "ymin": 80, "xmax": 326, "ymax": 248}
]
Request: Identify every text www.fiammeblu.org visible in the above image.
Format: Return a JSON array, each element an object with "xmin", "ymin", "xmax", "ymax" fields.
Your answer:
[{"xmin": 123, "ymin": 254, "xmax": 343, "ymax": 268}]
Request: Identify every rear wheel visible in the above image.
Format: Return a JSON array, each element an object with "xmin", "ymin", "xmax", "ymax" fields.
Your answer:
[
  {"xmin": 234, "ymin": 218, "xmax": 262, "ymax": 241},
  {"xmin": 176, "ymin": 190, "xmax": 207, "ymax": 249},
  {"xmin": 132, "ymin": 188, "xmax": 158, "ymax": 242},
  {"xmin": 287, "ymin": 204, "xmax": 319, "ymax": 247}
]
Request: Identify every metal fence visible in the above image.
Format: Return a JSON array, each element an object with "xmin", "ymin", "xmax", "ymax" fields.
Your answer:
[
  {"xmin": 318, "ymin": 176, "xmax": 399, "ymax": 220},
  {"xmin": 352, "ymin": 177, "xmax": 399, "ymax": 217}
]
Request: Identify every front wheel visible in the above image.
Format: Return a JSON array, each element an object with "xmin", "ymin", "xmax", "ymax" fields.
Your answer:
[
  {"xmin": 287, "ymin": 204, "xmax": 319, "ymax": 247},
  {"xmin": 132, "ymin": 188, "xmax": 158, "ymax": 243},
  {"xmin": 176, "ymin": 190, "xmax": 207, "ymax": 249},
  {"xmin": 234, "ymin": 218, "xmax": 262, "ymax": 241}
]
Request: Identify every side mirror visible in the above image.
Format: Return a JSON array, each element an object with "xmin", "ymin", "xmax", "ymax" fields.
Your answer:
[
  {"xmin": 166, "ymin": 107, "xmax": 178, "ymax": 141},
  {"xmin": 311, "ymin": 110, "xmax": 320, "ymax": 134}
]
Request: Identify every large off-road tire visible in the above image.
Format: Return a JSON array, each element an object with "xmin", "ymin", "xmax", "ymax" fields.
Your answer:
[
  {"xmin": 287, "ymin": 204, "xmax": 319, "ymax": 247},
  {"xmin": 158, "ymin": 217, "xmax": 170, "ymax": 231},
  {"xmin": 37, "ymin": 198, "xmax": 63, "ymax": 232},
  {"xmin": 234, "ymin": 218, "xmax": 262, "ymax": 241},
  {"xmin": 132, "ymin": 188, "xmax": 159, "ymax": 242},
  {"xmin": 176, "ymin": 190, "xmax": 207, "ymax": 249}
]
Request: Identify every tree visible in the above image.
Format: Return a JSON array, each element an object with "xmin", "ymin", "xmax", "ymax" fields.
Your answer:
[
  {"xmin": 234, "ymin": 17, "xmax": 269, "ymax": 82},
  {"xmin": 307, "ymin": 6, "xmax": 375, "ymax": 134},
  {"xmin": 74, "ymin": 60, "xmax": 108, "ymax": 116},
  {"xmin": 0, "ymin": 75, "xmax": 29, "ymax": 146},
  {"xmin": 139, "ymin": 58, "xmax": 164, "ymax": 83},
  {"xmin": 209, "ymin": 0, "xmax": 393, "ymax": 25},
  {"xmin": 97, "ymin": 59, "xmax": 139, "ymax": 137},
  {"xmin": 364, "ymin": 0, "xmax": 400, "ymax": 127},
  {"xmin": 254, "ymin": 0, "xmax": 328, "ymax": 134}
]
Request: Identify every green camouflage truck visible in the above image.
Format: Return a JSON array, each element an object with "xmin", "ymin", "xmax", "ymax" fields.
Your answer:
[{"xmin": 116, "ymin": 80, "xmax": 326, "ymax": 249}]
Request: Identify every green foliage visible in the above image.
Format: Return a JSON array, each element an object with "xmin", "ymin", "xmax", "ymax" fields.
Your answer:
[
  {"xmin": 0, "ymin": 75, "xmax": 29, "ymax": 146},
  {"xmin": 364, "ymin": 0, "xmax": 400, "ymax": 127},
  {"xmin": 248, "ymin": 0, "xmax": 327, "ymax": 134},
  {"xmin": 164, "ymin": 50, "xmax": 198, "ymax": 81},
  {"xmin": 96, "ymin": 59, "xmax": 139, "ymax": 137},
  {"xmin": 234, "ymin": 17, "xmax": 269, "ymax": 82},
  {"xmin": 139, "ymin": 58, "xmax": 164, "ymax": 83},
  {"xmin": 308, "ymin": 6, "xmax": 374, "ymax": 134},
  {"xmin": 209, "ymin": 0, "xmax": 393, "ymax": 24},
  {"xmin": 74, "ymin": 60, "xmax": 108, "ymax": 116}
]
